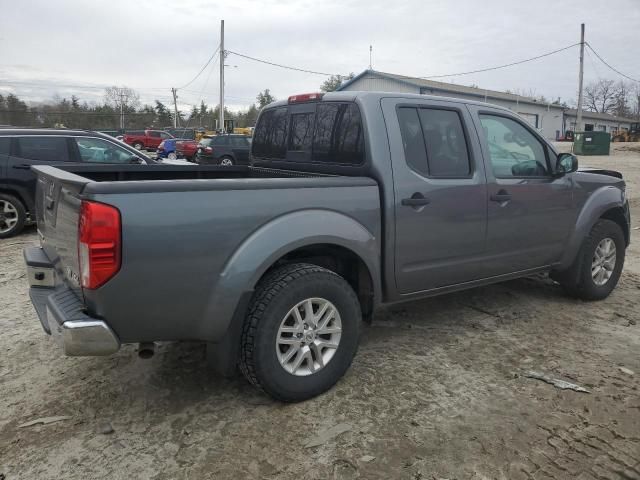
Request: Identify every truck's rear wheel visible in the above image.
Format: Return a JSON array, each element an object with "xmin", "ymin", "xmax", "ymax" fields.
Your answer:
[
  {"xmin": 0, "ymin": 193, "xmax": 26, "ymax": 238},
  {"xmin": 557, "ymin": 219, "xmax": 625, "ymax": 301},
  {"xmin": 133, "ymin": 142, "xmax": 144, "ymax": 150},
  {"xmin": 240, "ymin": 263, "xmax": 361, "ymax": 402}
]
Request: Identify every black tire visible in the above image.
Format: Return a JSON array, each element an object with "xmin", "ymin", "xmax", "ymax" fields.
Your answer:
[
  {"xmin": 133, "ymin": 142, "xmax": 144, "ymax": 150},
  {"xmin": 219, "ymin": 156, "xmax": 234, "ymax": 166},
  {"xmin": 240, "ymin": 263, "xmax": 362, "ymax": 402},
  {"xmin": 0, "ymin": 193, "xmax": 26, "ymax": 238},
  {"xmin": 558, "ymin": 219, "xmax": 625, "ymax": 301}
]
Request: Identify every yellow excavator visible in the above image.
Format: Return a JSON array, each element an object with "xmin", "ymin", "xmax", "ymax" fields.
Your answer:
[
  {"xmin": 194, "ymin": 120, "xmax": 240, "ymax": 141},
  {"xmin": 612, "ymin": 122, "xmax": 640, "ymax": 142}
]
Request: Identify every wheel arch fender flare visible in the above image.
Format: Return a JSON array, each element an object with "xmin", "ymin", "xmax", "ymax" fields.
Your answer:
[
  {"xmin": 199, "ymin": 209, "xmax": 380, "ymax": 340},
  {"xmin": 558, "ymin": 185, "xmax": 627, "ymax": 270},
  {"xmin": 0, "ymin": 184, "xmax": 33, "ymax": 214}
]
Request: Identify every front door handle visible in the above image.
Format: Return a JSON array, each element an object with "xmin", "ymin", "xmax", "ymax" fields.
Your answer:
[
  {"xmin": 13, "ymin": 164, "xmax": 31, "ymax": 170},
  {"xmin": 402, "ymin": 193, "xmax": 430, "ymax": 207},
  {"xmin": 490, "ymin": 191, "xmax": 512, "ymax": 203}
]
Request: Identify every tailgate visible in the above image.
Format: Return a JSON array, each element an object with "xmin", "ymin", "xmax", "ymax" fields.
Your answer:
[{"xmin": 32, "ymin": 166, "xmax": 91, "ymax": 298}]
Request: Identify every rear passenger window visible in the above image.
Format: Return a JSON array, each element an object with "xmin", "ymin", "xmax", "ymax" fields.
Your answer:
[
  {"xmin": 17, "ymin": 137, "xmax": 69, "ymax": 162},
  {"xmin": 397, "ymin": 107, "xmax": 471, "ymax": 178},
  {"xmin": 289, "ymin": 113, "xmax": 314, "ymax": 152},
  {"xmin": 252, "ymin": 107, "xmax": 288, "ymax": 159},
  {"xmin": 230, "ymin": 136, "xmax": 248, "ymax": 147},
  {"xmin": 312, "ymin": 103, "xmax": 364, "ymax": 165}
]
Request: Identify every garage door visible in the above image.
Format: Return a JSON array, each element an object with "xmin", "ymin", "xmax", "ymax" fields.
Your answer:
[{"xmin": 518, "ymin": 112, "xmax": 539, "ymax": 128}]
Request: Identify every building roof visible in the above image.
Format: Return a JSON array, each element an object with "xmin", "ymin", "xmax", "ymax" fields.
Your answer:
[
  {"xmin": 338, "ymin": 69, "xmax": 565, "ymax": 109},
  {"xmin": 338, "ymin": 70, "xmax": 638, "ymax": 125},
  {"xmin": 563, "ymin": 108, "xmax": 636, "ymax": 123}
]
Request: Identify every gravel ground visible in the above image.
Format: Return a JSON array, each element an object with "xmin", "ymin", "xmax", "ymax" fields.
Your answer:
[{"xmin": 1, "ymin": 144, "xmax": 639, "ymax": 480}]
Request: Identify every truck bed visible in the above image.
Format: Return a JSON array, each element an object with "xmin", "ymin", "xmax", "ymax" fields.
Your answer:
[
  {"xmin": 30, "ymin": 164, "xmax": 380, "ymax": 344},
  {"xmin": 50, "ymin": 163, "xmax": 326, "ymax": 182}
]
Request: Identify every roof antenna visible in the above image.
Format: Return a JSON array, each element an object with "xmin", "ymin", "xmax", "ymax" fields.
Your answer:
[{"xmin": 369, "ymin": 45, "xmax": 373, "ymax": 70}]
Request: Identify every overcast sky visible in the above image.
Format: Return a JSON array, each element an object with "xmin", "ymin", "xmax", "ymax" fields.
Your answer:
[{"xmin": 1, "ymin": 0, "xmax": 639, "ymax": 114}]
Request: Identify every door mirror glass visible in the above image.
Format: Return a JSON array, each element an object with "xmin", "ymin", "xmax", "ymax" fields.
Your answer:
[{"xmin": 556, "ymin": 153, "xmax": 578, "ymax": 175}]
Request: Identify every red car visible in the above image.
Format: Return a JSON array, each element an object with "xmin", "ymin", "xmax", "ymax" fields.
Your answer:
[
  {"xmin": 122, "ymin": 129, "xmax": 173, "ymax": 151},
  {"xmin": 176, "ymin": 139, "xmax": 199, "ymax": 161}
]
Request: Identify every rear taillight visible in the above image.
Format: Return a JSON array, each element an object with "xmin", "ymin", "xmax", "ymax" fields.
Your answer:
[
  {"xmin": 78, "ymin": 200, "xmax": 121, "ymax": 290},
  {"xmin": 204, "ymin": 146, "xmax": 213, "ymax": 154}
]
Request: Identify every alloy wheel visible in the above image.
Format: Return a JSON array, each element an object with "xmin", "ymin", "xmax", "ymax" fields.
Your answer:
[
  {"xmin": 0, "ymin": 200, "xmax": 19, "ymax": 234},
  {"xmin": 591, "ymin": 237, "xmax": 616, "ymax": 286},
  {"xmin": 276, "ymin": 298, "xmax": 342, "ymax": 376}
]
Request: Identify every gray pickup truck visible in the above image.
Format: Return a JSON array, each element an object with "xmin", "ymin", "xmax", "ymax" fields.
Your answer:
[{"xmin": 24, "ymin": 91, "xmax": 630, "ymax": 401}]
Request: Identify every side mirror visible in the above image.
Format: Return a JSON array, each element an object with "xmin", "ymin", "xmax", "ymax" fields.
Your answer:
[{"xmin": 555, "ymin": 152, "xmax": 578, "ymax": 175}]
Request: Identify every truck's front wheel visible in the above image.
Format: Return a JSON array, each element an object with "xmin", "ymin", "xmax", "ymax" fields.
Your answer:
[
  {"xmin": 557, "ymin": 219, "xmax": 625, "ymax": 300},
  {"xmin": 240, "ymin": 263, "xmax": 361, "ymax": 402}
]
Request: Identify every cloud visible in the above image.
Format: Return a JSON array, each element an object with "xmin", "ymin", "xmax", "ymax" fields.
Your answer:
[{"xmin": 1, "ymin": 0, "xmax": 638, "ymax": 114}]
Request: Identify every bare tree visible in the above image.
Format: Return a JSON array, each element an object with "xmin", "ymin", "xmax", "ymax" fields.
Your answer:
[
  {"xmin": 104, "ymin": 86, "xmax": 140, "ymax": 129},
  {"xmin": 630, "ymin": 82, "xmax": 640, "ymax": 120},
  {"xmin": 584, "ymin": 80, "xmax": 618, "ymax": 114},
  {"xmin": 612, "ymin": 81, "xmax": 631, "ymax": 118},
  {"xmin": 104, "ymin": 86, "xmax": 140, "ymax": 111}
]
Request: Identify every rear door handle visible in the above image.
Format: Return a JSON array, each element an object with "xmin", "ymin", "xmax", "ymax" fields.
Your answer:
[
  {"xmin": 490, "ymin": 191, "xmax": 512, "ymax": 203},
  {"xmin": 402, "ymin": 194, "xmax": 430, "ymax": 207},
  {"xmin": 13, "ymin": 164, "xmax": 31, "ymax": 170}
]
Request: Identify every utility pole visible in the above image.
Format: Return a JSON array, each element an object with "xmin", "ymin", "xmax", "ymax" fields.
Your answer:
[
  {"xmin": 120, "ymin": 98, "xmax": 124, "ymax": 130},
  {"xmin": 171, "ymin": 88, "xmax": 179, "ymax": 128},
  {"xmin": 118, "ymin": 89, "xmax": 129, "ymax": 130},
  {"xmin": 576, "ymin": 23, "xmax": 585, "ymax": 132},
  {"xmin": 369, "ymin": 45, "xmax": 372, "ymax": 70},
  {"xmin": 219, "ymin": 19, "xmax": 225, "ymax": 133}
]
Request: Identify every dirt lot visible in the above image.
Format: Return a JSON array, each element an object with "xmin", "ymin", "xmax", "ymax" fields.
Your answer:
[{"xmin": 1, "ymin": 144, "xmax": 639, "ymax": 480}]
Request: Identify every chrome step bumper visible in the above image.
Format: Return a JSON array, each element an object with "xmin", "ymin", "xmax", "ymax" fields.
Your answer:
[{"xmin": 25, "ymin": 246, "xmax": 120, "ymax": 356}]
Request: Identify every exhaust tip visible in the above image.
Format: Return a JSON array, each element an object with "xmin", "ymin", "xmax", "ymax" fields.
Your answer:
[{"xmin": 138, "ymin": 342, "xmax": 155, "ymax": 359}]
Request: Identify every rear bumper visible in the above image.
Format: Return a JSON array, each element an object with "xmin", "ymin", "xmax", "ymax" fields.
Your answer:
[{"xmin": 24, "ymin": 247, "xmax": 120, "ymax": 356}]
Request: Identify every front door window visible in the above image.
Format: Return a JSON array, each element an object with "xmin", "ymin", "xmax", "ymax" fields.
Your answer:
[{"xmin": 480, "ymin": 115, "xmax": 549, "ymax": 178}]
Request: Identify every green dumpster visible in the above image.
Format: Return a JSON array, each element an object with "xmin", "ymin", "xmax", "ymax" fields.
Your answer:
[{"xmin": 573, "ymin": 131, "xmax": 610, "ymax": 156}]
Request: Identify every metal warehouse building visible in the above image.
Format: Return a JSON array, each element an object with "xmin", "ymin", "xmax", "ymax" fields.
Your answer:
[{"xmin": 338, "ymin": 70, "xmax": 635, "ymax": 140}]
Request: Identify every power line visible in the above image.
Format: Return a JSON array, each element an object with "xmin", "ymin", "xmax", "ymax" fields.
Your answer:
[
  {"xmin": 177, "ymin": 46, "xmax": 220, "ymax": 90},
  {"xmin": 0, "ymin": 79, "xmax": 169, "ymax": 91},
  {"xmin": 226, "ymin": 50, "xmax": 337, "ymax": 76},
  {"xmin": 584, "ymin": 47, "xmax": 604, "ymax": 81},
  {"xmin": 226, "ymin": 43, "xmax": 579, "ymax": 80},
  {"xmin": 1, "ymin": 110, "xmax": 160, "ymax": 116},
  {"xmin": 585, "ymin": 42, "xmax": 639, "ymax": 83},
  {"xmin": 0, "ymin": 79, "xmax": 170, "ymax": 92},
  {"xmin": 179, "ymin": 50, "xmax": 219, "ymax": 130},
  {"xmin": 417, "ymin": 43, "xmax": 580, "ymax": 79}
]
